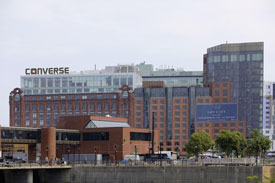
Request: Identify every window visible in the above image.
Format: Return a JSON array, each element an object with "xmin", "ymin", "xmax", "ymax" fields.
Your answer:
[
  {"xmin": 222, "ymin": 123, "xmax": 227, "ymax": 127},
  {"xmin": 46, "ymin": 105, "xmax": 51, "ymax": 111},
  {"xmin": 230, "ymin": 123, "xmax": 235, "ymax": 127},
  {"xmin": 83, "ymin": 132, "xmax": 109, "ymax": 141},
  {"xmin": 82, "ymin": 96, "xmax": 87, "ymax": 100},
  {"xmin": 46, "ymin": 96, "xmax": 51, "ymax": 100},
  {"xmin": 160, "ymin": 112, "xmax": 164, "ymax": 116},
  {"xmin": 231, "ymin": 54, "xmax": 238, "ymax": 62},
  {"xmin": 26, "ymin": 120, "xmax": 30, "ymax": 126},
  {"xmin": 214, "ymin": 98, "xmax": 219, "ymax": 103},
  {"xmin": 25, "ymin": 105, "xmax": 30, "ymax": 111},
  {"xmin": 130, "ymin": 132, "xmax": 151, "ymax": 141},
  {"xmin": 40, "ymin": 113, "xmax": 44, "ymax": 118},
  {"xmin": 32, "ymin": 105, "xmax": 37, "ymax": 111},
  {"xmin": 54, "ymin": 105, "xmax": 59, "ymax": 110},
  {"xmin": 205, "ymin": 123, "xmax": 209, "ymax": 127},
  {"xmin": 175, "ymin": 100, "xmax": 180, "ymax": 104},
  {"xmin": 198, "ymin": 123, "xmax": 203, "ymax": 127},
  {"xmin": 26, "ymin": 113, "xmax": 30, "ymax": 119},
  {"xmin": 223, "ymin": 83, "xmax": 228, "ymax": 88},
  {"xmin": 33, "ymin": 113, "xmax": 37, "ymax": 119},
  {"xmin": 75, "ymin": 104, "xmax": 80, "ymax": 111},
  {"xmin": 222, "ymin": 55, "xmax": 229, "ymax": 62},
  {"xmin": 214, "ymin": 123, "xmax": 219, "ymax": 127},
  {"xmin": 97, "ymin": 104, "xmax": 102, "ymax": 110},
  {"xmin": 160, "ymin": 106, "xmax": 164, "ymax": 110},
  {"xmin": 175, "ymin": 130, "xmax": 180, "ymax": 134},
  {"xmin": 136, "ymin": 106, "xmax": 141, "ymax": 110},
  {"xmin": 136, "ymin": 112, "xmax": 141, "ymax": 116},
  {"xmin": 215, "ymin": 90, "xmax": 220, "ymax": 96},
  {"xmin": 152, "ymin": 106, "xmax": 158, "ymax": 110},
  {"xmin": 112, "ymin": 103, "xmax": 116, "ymax": 110},
  {"xmin": 152, "ymin": 100, "xmax": 157, "ymax": 104},
  {"xmin": 136, "ymin": 100, "xmax": 142, "ymax": 104},
  {"xmin": 215, "ymin": 84, "xmax": 220, "ymax": 88},
  {"xmin": 40, "ymin": 120, "xmax": 44, "ymax": 126},
  {"xmin": 160, "ymin": 100, "xmax": 165, "ymax": 104},
  {"xmin": 47, "ymin": 113, "xmax": 51, "ymax": 118},
  {"xmin": 175, "ymin": 123, "xmax": 180, "ymax": 128},
  {"xmin": 223, "ymin": 90, "xmax": 228, "ymax": 96},
  {"xmin": 252, "ymin": 53, "xmax": 263, "ymax": 61},
  {"xmin": 175, "ymin": 105, "xmax": 180, "ymax": 110},
  {"xmin": 240, "ymin": 54, "xmax": 245, "ymax": 61},
  {"xmin": 32, "ymin": 120, "xmax": 37, "ymax": 125},
  {"xmin": 239, "ymin": 123, "xmax": 243, "ymax": 127}
]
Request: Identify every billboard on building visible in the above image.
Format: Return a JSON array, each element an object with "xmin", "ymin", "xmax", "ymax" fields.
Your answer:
[{"xmin": 196, "ymin": 104, "xmax": 237, "ymax": 122}]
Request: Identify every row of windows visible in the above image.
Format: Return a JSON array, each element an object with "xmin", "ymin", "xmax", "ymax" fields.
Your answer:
[
  {"xmin": 208, "ymin": 53, "xmax": 263, "ymax": 63},
  {"xmin": 214, "ymin": 129, "xmax": 244, "ymax": 133},
  {"xmin": 151, "ymin": 99, "xmax": 188, "ymax": 104},
  {"xmin": 23, "ymin": 103, "xmax": 119, "ymax": 112},
  {"xmin": 197, "ymin": 122, "xmax": 244, "ymax": 127},
  {"xmin": 24, "ymin": 94, "xmax": 118, "ymax": 101},
  {"xmin": 25, "ymin": 119, "xmax": 57, "ymax": 126},
  {"xmin": 25, "ymin": 111, "xmax": 119, "ymax": 120},
  {"xmin": 215, "ymin": 83, "xmax": 228, "ymax": 88}
]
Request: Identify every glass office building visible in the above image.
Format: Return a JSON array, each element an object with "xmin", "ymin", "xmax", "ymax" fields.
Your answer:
[
  {"xmin": 21, "ymin": 67, "xmax": 142, "ymax": 95},
  {"xmin": 204, "ymin": 42, "xmax": 264, "ymax": 135}
]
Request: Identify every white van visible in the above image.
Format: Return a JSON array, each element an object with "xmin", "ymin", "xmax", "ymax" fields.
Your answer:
[{"xmin": 123, "ymin": 154, "xmax": 141, "ymax": 162}]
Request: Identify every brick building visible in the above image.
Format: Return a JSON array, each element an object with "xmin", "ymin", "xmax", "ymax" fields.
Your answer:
[
  {"xmin": 1, "ymin": 116, "xmax": 158, "ymax": 161},
  {"xmin": 10, "ymin": 86, "xmax": 134, "ymax": 127}
]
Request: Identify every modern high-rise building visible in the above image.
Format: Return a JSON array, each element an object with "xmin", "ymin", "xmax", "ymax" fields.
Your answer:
[
  {"xmin": 263, "ymin": 81, "xmax": 275, "ymax": 151},
  {"xmin": 204, "ymin": 42, "xmax": 264, "ymax": 135}
]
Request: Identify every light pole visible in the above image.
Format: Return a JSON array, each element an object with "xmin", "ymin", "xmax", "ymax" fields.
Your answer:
[
  {"xmin": 114, "ymin": 144, "xmax": 117, "ymax": 165},
  {"xmin": 67, "ymin": 147, "xmax": 71, "ymax": 164},
  {"xmin": 134, "ymin": 145, "xmax": 137, "ymax": 165},
  {"xmin": 78, "ymin": 146, "xmax": 81, "ymax": 164},
  {"xmin": 94, "ymin": 147, "xmax": 97, "ymax": 165}
]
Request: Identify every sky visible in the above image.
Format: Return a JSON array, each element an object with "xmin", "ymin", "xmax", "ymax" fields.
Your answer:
[{"xmin": 0, "ymin": 0, "xmax": 275, "ymax": 127}]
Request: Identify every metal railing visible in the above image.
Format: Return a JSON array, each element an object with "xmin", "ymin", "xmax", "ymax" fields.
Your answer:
[{"xmin": 2, "ymin": 158, "xmax": 275, "ymax": 168}]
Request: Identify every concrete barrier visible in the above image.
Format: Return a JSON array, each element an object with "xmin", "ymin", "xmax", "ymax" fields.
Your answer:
[{"xmin": 2, "ymin": 165, "xmax": 275, "ymax": 183}]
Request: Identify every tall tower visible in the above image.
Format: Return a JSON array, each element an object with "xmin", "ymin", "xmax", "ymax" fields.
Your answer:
[{"xmin": 204, "ymin": 42, "xmax": 264, "ymax": 136}]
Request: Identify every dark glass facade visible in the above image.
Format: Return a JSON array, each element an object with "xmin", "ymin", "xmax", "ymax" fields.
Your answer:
[{"xmin": 204, "ymin": 42, "xmax": 264, "ymax": 135}]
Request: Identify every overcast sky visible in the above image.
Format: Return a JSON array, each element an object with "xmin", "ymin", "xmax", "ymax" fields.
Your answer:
[{"xmin": 0, "ymin": 0, "xmax": 275, "ymax": 126}]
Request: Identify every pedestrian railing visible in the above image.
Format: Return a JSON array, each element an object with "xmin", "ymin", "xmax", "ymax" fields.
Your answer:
[{"xmin": 1, "ymin": 158, "xmax": 275, "ymax": 168}]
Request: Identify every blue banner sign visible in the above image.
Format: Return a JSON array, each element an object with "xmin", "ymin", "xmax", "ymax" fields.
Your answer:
[{"xmin": 196, "ymin": 104, "xmax": 238, "ymax": 122}]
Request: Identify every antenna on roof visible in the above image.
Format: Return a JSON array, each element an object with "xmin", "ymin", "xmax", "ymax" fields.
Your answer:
[{"xmin": 95, "ymin": 64, "xmax": 96, "ymax": 70}]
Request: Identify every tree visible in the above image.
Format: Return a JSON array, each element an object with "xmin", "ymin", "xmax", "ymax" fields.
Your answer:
[
  {"xmin": 185, "ymin": 130, "xmax": 213, "ymax": 159},
  {"xmin": 215, "ymin": 130, "xmax": 247, "ymax": 157},
  {"xmin": 247, "ymin": 129, "xmax": 272, "ymax": 160}
]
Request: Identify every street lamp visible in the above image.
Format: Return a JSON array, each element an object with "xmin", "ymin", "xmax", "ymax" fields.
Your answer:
[
  {"xmin": 134, "ymin": 145, "xmax": 138, "ymax": 165},
  {"xmin": 114, "ymin": 144, "xmax": 118, "ymax": 165},
  {"xmin": 67, "ymin": 147, "xmax": 71, "ymax": 164},
  {"xmin": 94, "ymin": 147, "xmax": 97, "ymax": 165},
  {"xmin": 78, "ymin": 146, "xmax": 81, "ymax": 164}
]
